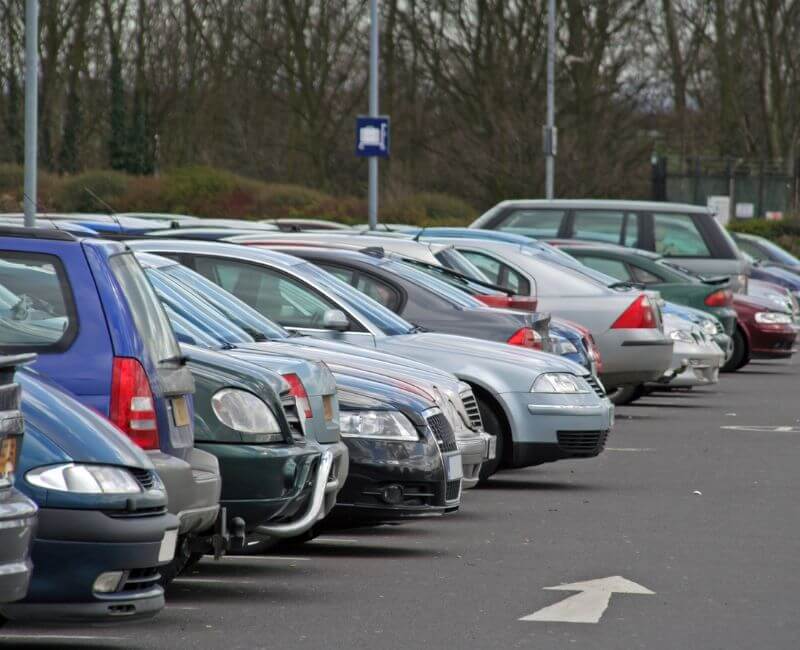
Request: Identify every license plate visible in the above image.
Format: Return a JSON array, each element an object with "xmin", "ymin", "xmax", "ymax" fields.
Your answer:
[
  {"xmin": 171, "ymin": 397, "xmax": 190, "ymax": 428},
  {"xmin": 323, "ymin": 395, "xmax": 335, "ymax": 422},
  {"xmin": 446, "ymin": 454, "xmax": 463, "ymax": 480},
  {"xmin": 158, "ymin": 529, "xmax": 178, "ymax": 563},
  {"xmin": 0, "ymin": 437, "xmax": 17, "ymax": 479},
  {"xmin": 487, "ymin": 436, "xmax": 497, "ymax": 460}
]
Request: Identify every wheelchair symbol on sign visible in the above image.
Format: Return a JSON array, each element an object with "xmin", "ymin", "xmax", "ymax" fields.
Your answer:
[{"xmin": 358, "ymin": 124, "xmax": 388, "ymax": 152}]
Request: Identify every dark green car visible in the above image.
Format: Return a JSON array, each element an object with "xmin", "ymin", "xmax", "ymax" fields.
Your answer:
[
  {"xmin": 181, "ymin": 344, "xmax": 334, "ymax": 555},
  {"xmin": 560, "ymin": 244, "xmax": 737, "ymax": 335}
]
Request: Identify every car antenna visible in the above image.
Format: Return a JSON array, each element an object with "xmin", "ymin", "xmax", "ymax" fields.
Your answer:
[
  {"xmin": 85, "ymin": 186, "xmax": 124, "ymax": 230},
  {"xmin": 412, "ymin": 228, "xmax": 425, "ymax": 242}
]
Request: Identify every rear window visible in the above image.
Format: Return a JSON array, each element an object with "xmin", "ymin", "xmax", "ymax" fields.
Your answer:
[
  {"xmin": 496, "ymin": 209, "xmax": 566, "ymax": 237},
  {"xmin": 109, "ymin": 253, "xmax": 180, "ymax": 366},
  {"xmin": 0, "ymin": 252, "xmax": 76, "ymax": 351}
]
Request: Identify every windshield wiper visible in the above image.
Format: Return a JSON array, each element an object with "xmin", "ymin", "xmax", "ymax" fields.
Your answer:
[
  {"xmin": 408, "ymin": 322, "xmax": 429, "ymax": 333},
  {"xmin": 608, "ymin": 281, "xmax": 645, "ymax": 290}
]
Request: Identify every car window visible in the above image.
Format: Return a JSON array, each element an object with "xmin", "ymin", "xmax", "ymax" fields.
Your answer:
[
  {"xmin": 458, "ymin": 250, "xmax": 531, "ymax": 294},
  {"xmin": 734, "ymin": 237, "xmax": 765, "ymax": 261},
  {"xmin": 495, "ymin": 209, "xmax": 565, "ymax": 237},
  {"xmin": 623, "ymin": 214, "xmax": 639, "ymax": 247},
  {"xmin": 652, "ymin": 213, "xmax": 711, "ymax": 257},
  {"xmin": 0, "ymin": 253, "xmax": 76, "ymax": 350},
  {"xmin": 753, "ymin": 238, "xmax": 800, "ymax": 266},
  {"xmin": 577, "ymin": 256, "xmax": 631, "ymax": 282},
  {"xmin": 572, "ymin": 211, "xmax": 626, "ymax": 244},
  {"xmin": 109, "ymin": 253, "xmax": 181, "ymax": 365},
  {"xmin": 192, "ymin": 256, "xmax": 348, "ymax": 329},
  {"xmin": 629, "ymin": 264, "xmax": 663, "ymax": 284}
]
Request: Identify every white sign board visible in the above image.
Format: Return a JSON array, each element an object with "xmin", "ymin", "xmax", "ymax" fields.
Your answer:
[
  {"xmin": 735, "ymin": 203, "xmax": 755, "ymax": 219},
  {"xmin": 707, "ymin": 196, "xmax": 730, "ymax": 225}
]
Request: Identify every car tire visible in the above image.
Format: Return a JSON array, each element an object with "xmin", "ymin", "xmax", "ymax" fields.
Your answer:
[
  {"xmin": 607, "ymin": 384, "xmax": 641, "ymax": 405},
  {"xmin": 477, "ymin": 400, "xmax": 505, "ymax": 482},
  {"xmin": 722, "ymin": 327, "xmax": 748, "ymax": 373}
]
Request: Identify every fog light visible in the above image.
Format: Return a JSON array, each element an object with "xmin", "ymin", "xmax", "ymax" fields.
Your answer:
[
  {"xmin": 93, "ymin": 571, "xmax": 124, "ymax": 594},
  {"xmin": 381, "ymin": 484, "xmax": 404, "ymax": 505}
]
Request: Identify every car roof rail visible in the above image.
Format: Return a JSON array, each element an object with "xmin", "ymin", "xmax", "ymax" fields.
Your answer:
[{"xmin": 0, "ymin": 225, "xmax": 78, "ymax": 241}]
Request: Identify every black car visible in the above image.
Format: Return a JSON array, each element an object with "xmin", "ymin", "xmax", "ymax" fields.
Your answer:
[{"xmin": 272, "ymin": 246, "xmax": 551, "ymax": 350}]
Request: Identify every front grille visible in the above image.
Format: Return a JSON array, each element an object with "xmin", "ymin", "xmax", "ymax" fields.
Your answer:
[
  {"xmin": 557, "ymin": 430, "xmax": 609, "ymax": 457},
  {"xmin": 445, "ymin": 479, "xmax": 461, "ymax": 502},
  {"xmin": 585, "ymin": 375, "xmax": 606, "ymax": 399},
  {"xmin": 130, "ymin": 468, "xmax": 155, "ymax": 491},
  {"xmin": 459, "ymin": 389, "xmax": 483, "ymax": 431},
  {"xmin": 281, "ymin": 390, "xmax": 304, "ymax": 439},
  {"xmin": 120, "ymin": 567, "xmax": 161, "ymax": 593},
  {"xmin": 427, "ymin": 412, "xmax": 458, "ymax": 452}
]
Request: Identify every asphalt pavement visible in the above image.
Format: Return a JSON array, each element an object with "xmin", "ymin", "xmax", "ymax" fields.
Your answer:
[{"xmin": 4, "ymin": 358, "xmax": 800, "ymax": 650}]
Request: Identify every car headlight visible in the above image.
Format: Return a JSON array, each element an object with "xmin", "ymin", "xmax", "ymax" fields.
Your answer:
[
  {"xmin": 339, "ymin": 410, "xmax": 419, "ymax": 441},
  {"xmin": 552, "ymin": 339, "xmax": 579, "ymax": 356},
  {"xmin": 531, "ymin": 373, "xmax": 590, "ymax": 394},
  {"xmin": 755, "ymin": 311, "xmax": 792, "ymax": 324},
  {"xmin": 701, "ymin": 320, "xmax": 719, "ymax": 336},
  {"xmin": 26, "ymin": 463, "xmax": 143, "ymax": 494},
  {"xmin": 211, "ymin": 388, "xmax": 283, "ymax": 442},
  {"xmin": 670, "ymin": 329, "xmax": 695, "ymax": 343}
]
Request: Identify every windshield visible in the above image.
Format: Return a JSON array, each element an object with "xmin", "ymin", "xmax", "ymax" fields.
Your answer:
[
  {"xmin": 109, "ymin": 253, "xmax": 181, "ymax": 365},
  {"xmin": 165, "ymin": 305, "xmax": 226, "ymax": 347},
  {"xmin": 145, "ymin": 268, "xmax": 254, "ymax": 346},
  {"xmin": 755, "ymin": 238, "xmax": 800, "ymax": 266},
  {"xmin": 381, "ymin": 258, "xmax": 484, "ymax": 308},
  {"xmin": 526, "ymin": 247, "xmax": 624, "ymax": 287},
  {"xmin": 296, "ymin": 262, "xmax": 414, "ymax": 335},
  {"xmin": 160, "ymin": 262, "xmax": 288, "ymax": 340}
]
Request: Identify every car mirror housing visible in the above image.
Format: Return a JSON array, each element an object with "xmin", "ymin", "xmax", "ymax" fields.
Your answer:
[{"xmin": 322, "ymin": 309, "xmax": 349, "ymax": 331}]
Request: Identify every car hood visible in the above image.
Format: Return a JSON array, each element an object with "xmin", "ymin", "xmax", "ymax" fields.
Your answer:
[
  {"xmin": 18, "ymin": 370, "xmax": 152, "ymax": 471},
  {"xmin": 224, "ymin": 347, "xmax": 337, "ymax": 397},
  {"xmin": 377, "ymin": 332, "xmax": 587, "ymax": 375},
  {"xmin": 334, "ymin": 372, "xmax": 434, "ymax": 427}
]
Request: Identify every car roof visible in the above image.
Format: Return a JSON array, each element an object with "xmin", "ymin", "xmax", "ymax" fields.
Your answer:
[
  {"xmin": 486, "ymin": 199, "xmax": 712, "ymax": 214},
  {"xmin": 126, "ymin": 239, "xmax": 307, "ymax": 267}
]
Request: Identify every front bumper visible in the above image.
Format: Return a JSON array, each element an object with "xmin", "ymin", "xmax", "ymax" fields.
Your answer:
[
  {"xmin": 457, "ymin": 433, "xmax": 488, "ymax": 489},
  {"xmin": 329, "ymin": 434, "xmax": 460, "ymax": 523},
  {"xmin": 1, "ymin": 507, "xmax": 179, "ymax": 623},
  {"xmin": 0, "ymin": 488, "xmax": 37, "ymax": 604},
  {"xmin": 500, "ymin": 391, "xmax": 614, "ymax": 468},
  {"xmin": 597, "ymin": 329, "xmax": 674, "ymax": 389},
  {"xmin": 748, "ymin": 323, "xmax": 798, "ymax": 358},
  {"xmin": 148, "ymin": 448, "xmax": 221, "ymax": 536}
]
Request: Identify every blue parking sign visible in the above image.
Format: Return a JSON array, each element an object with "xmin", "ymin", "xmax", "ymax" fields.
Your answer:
[{"xmin": 356, "ymin": 116, "xmax": 390, "ymax": 158}]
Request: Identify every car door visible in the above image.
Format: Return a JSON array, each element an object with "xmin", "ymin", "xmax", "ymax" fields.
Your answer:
[{"xmin": 184, "ymin": 254, "xmax": 378, "ymax": 346}]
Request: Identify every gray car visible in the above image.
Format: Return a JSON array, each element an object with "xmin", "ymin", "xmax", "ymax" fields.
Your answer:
[
  {"xmin": 470, "ymin": 199, "xmax": 748, "ymax": 290},
  {"xmin": 419, "ymin": 236, "xmax": 673, "ymax": 401},
  {"xmin": 129, "ymin": 241, "xmax": 614, "ymax": 479}
]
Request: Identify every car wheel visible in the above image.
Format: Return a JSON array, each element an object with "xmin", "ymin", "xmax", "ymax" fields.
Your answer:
[
  {"xmin": 607, "ymin": 384, "xmax": 641, "ymax": 405},
  {"xmin": 477, "ymin": 399, "xmax": 505, "ymax": 482},
  {"xmin": 722, "ymin": 327, "xmax": 748, "ymax": 372}
]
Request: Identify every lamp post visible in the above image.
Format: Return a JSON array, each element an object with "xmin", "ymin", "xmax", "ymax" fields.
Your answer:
[
  {"xmin": 23, "ymin": 0, "xmax": 39, "ymax": 227},
  {"xmin": 368, "ymin": 0, "xmax": 379, "ymax": 229},
  {"xmin": 544, "ymin": 0, "xmax": 556, "ymax": 200}
]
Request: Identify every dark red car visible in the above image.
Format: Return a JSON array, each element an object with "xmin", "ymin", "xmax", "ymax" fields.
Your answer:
[{"xmin": 724, "ymin": 293, "xmax": 798, "ymax": 371}]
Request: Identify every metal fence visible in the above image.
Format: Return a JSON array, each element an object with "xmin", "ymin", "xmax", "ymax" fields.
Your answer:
[{"xmin": 651, "ymin": 156, "xmax": 800, "ymax": 218}]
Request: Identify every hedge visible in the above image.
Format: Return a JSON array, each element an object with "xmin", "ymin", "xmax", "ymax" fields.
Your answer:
[{"xmin": 728, "ymin": 217, "xmax": 800, "ymax": 256}]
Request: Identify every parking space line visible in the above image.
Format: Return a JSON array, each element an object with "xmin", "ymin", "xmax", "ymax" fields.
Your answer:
[
  {"xmin": 606, "ymin": 447, "xmax": 655, "ymax": 451},
  {"xmin": 219, "ymin": 555, "xmax": 311, "ymax": 561},
  {"xmin": 0, "ymin": 634, "xmax": 127, "ymax": 641},
  {"xmin": 174, "ymin": 577, "xmax": 255, "ymax": 584},
  {"xmin": 311, "ymin": 537, "xmax": 360, "ymax": 544}
]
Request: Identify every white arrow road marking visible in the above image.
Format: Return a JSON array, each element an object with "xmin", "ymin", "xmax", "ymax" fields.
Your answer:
[{"xmin": 520, "ymin": 576, "xmax": 654, "ymax": 624}]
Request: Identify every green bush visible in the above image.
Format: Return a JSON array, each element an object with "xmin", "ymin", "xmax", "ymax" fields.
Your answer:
[
  {"xmin": 384, "ymin": 192, "xmax": 478, "ymax": 226},
  {"xmin": 0, "ymin": 164, "xmax": 24, "ymax": 194},
  {"xmin": 55, "ymin": 170, "xmax": 129, "ymax": 212},
  {"xmin": 728, "ymin": 217, "xmax": 800, "ymax": 256},
  {"xmin": 250, "ymin": 183, "xmax": 330, "ymax": 219},
  {"xmin": 160, "ymin": 166, "xmax": 239, "ymax": 214}
]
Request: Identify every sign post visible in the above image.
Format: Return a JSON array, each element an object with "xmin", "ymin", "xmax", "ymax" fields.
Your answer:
[
  {"xmin": 23, "ymin": 0, "xmax": 38, "ymax": 227},
  {"xmin": 367, "ymin": 0, "xmax": 380, "ymax": 229},
  {"xmin": 544, "ymin": 0, "xmax": 556, "ymax": 200}
]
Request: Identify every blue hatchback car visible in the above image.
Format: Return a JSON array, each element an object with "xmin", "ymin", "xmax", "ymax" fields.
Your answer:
[
  {"xmin": 1, "ymin": 370, "xmax": 178, "ymax": 622},
  {"xmin": 0, "ymin": 227, "xmax": 222, "ymax": 580}
]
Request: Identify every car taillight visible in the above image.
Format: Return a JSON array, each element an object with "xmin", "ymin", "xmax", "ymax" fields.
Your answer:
[
  {"xmin": 507, "ymin": 327, "xmax": 543, "ymax": 350},
  {"xmin": 585, "ymin": 334, "xmax": 603, "ymax": 373},
  {"xmin": 109, "ymin": 357, "xmax": 159, "ymax": 450},
  {"xmin": 704, "ymin": 289, "xmax": 733, "ymax": 307},
  {"xmin": 508, "ymin": 296, "xmax": 538, "ymax": 311},
  {"xmin": 475, "ymin": 294, "xmax": 512, "ymax": 308},
  {"xmin": 282, "ymin": 373, "xmax": 313, "ymax": 419},
  {"xmin": 611, "ymin": 295, "xmax": 657, "ymax": 329}
]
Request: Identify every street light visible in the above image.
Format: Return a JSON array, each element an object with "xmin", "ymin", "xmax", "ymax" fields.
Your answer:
[
  {"xmin": 23, "ymin": 0, "xmax": 38, "ymax": 227},
  {"xmin": 544, "ymin": 0, "xmax": 556, "ymax": 200},
  {"xmin": 368, "ymin": 0, "xmax": 379, "ymax": 229}
]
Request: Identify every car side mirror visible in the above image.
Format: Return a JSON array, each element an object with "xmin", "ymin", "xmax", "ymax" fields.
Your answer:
[{"xmin": 322, "ymin": 309, "xmax": 349, "ymax": 331}]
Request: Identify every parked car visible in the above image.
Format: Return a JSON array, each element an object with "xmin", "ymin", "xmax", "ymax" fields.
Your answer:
[
  {"xmin": 134, "ymin": 244, "xmax": 496, "ymax": 488},
  {"xmin": 653, "ymin": 312, "xmax": 724, "ymax": 389},
  {"xmin": 470, "ymin": 200, "xmax": 749, "ymax": 289},
  {"xmin": 1, "ymin": 370, "xmax": 179, "ymax": 622},
  {"xmin": 268, "ymin": 246, "xmax": 552, "ymax": 350},
  {"xmin": 0, "ymin": 227, "xmax": 222, "ymax": 582},
  {"xmin": 0, "ymin": 212, "xmax": 173, "ymax": 237},
  {"xmin": 662, "ymin": 302, "xmax": 732, "ymax": 361},
  {"xmin": 129, "ymin": 240, "xmax": 613, "ymax": 478},
  {"xmin": 726, "ymin": 293, "xmax": 798, "ymax": 371},
  {"xmin": 0, "ymin": 355, "xmax": 37, "ymax": 606},
  {"xmin": 146, "ymin": 227, "xmax": 272, "ymax": 241},
  {"xmin": 418, "ymin": 236, "xmax": 673, "ymax": 403},
  {"xmin": 556, "ymin": 243, "xmax": 737, "ymax": 333},
  {"xmin": 181, "ymin": 345, "xmax": 342, "ymax": 546},
  {"xmin": 731, "ymin": 232, "xmax": 800, "ymax": 274},
  {"xmin": 261, "ymin": 218, "xmax": 351, "ymax": 231}
]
